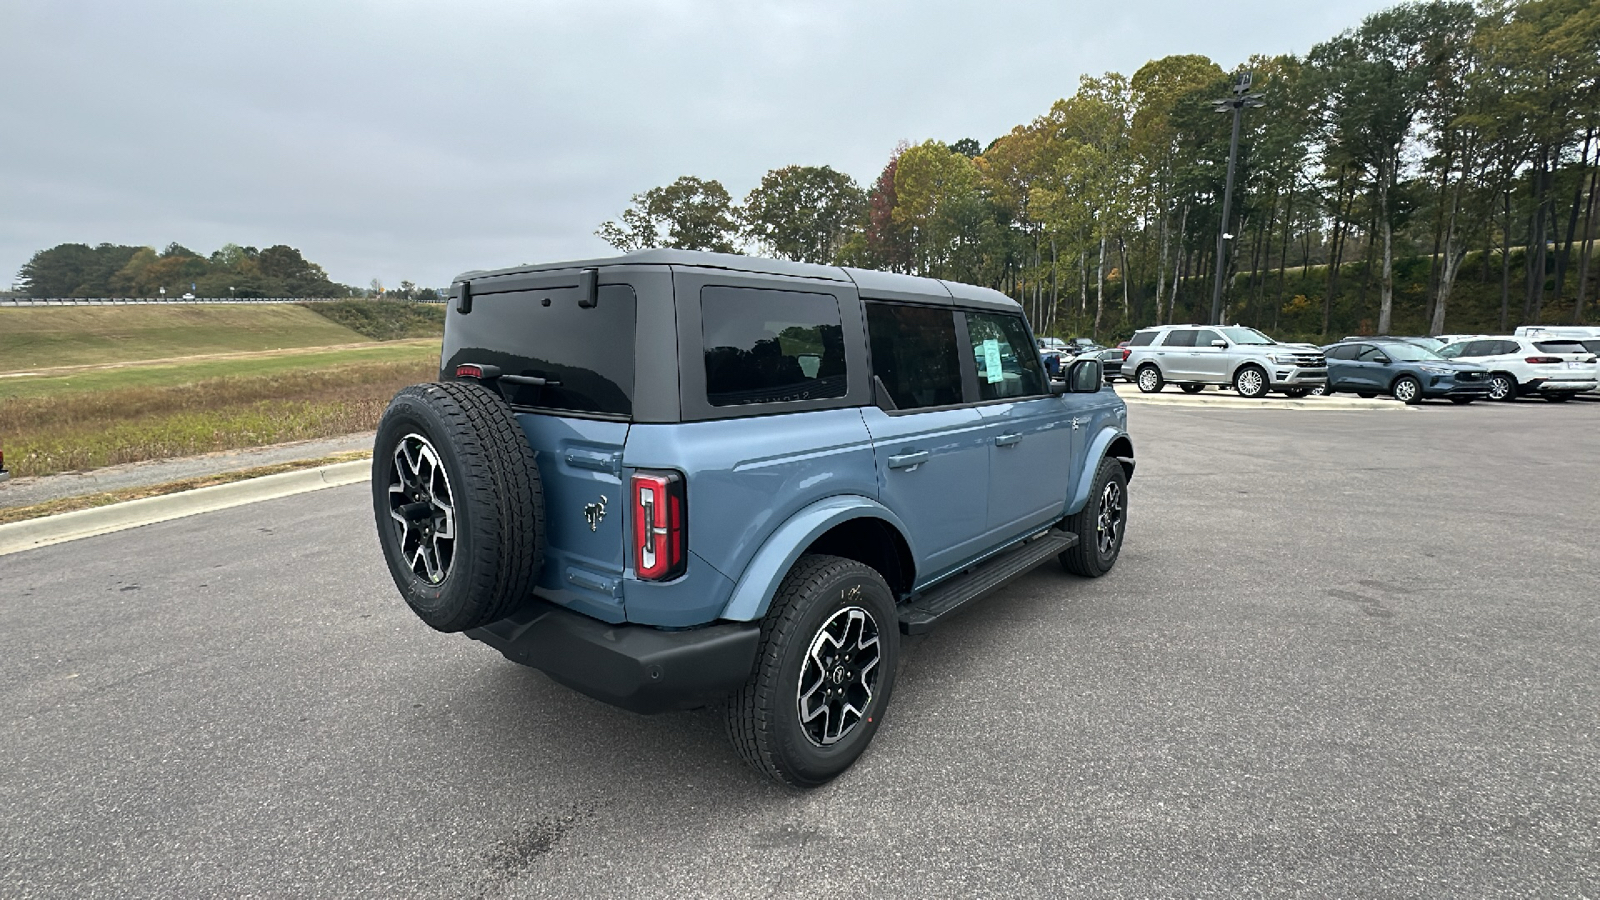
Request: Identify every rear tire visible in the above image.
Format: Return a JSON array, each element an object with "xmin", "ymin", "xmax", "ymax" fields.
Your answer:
[
  {"xmin": 372, "ymin": 382, "xmax": 544, "ymax": 633},
  {"xmin": 1283, "ymin": 388, "xmax": 1311, "ymax": 398},
  {"xmin": 1135, "ymin": 364, "xmax": 1165, "ymax": 393},
  {"xmin": 1060, "ymin": 457, "xmax": 1128, "ymax": 578},
  {"xmin": 1449, "ymin": 396, "xmax": 1476, "ymax": 405},
  {"xmin": 1544, "ymin": 392, "xmax": 1574, "ymax": 403},
  {"xmin": 1180, "ymin": 383, "xmax": 1204, "ymax": 394},
  {"xmin": 726, "ymin": 555, "xmax": 900, "ymax": 788},
  {"xmin": 1357, "ymin": 392, "xmax": 1377, "ymax": 399}
]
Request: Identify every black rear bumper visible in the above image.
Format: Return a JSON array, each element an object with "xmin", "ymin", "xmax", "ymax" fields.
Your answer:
[{"xmin": 465, "ymin": 599, "xmax": 760, "ymax": 714}]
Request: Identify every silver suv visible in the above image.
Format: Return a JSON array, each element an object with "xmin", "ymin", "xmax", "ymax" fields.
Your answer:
[{"xmin": 1124, "ymin": 325, "xmax": 1327, "ymax": 398}]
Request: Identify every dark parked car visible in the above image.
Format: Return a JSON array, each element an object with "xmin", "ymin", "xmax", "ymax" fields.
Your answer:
[{"xmin": 1321, "ymin": 339, "xmax": 1491, "ymax": 404}]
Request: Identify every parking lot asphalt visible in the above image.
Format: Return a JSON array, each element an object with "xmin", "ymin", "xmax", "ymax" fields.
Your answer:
[{"xmin": 2, "ymin": 400, "xmax": 1597, "ymax": 898}]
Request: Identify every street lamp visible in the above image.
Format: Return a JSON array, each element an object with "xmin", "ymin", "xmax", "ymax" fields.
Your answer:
[{"xmin": 1208, "ymin": 71, "xmax": 1266, "ymax": 326}]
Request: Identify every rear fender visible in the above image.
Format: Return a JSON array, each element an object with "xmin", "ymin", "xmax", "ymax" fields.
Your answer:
[{"xmin": 720, "ymin": 495, "xmax": 915, "ymax": 622}]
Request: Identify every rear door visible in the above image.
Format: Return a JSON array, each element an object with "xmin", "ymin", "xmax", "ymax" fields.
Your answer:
[
  {"xmin": 442, "ymin": 273, "xmax": 639, "ymax": 622},
  {"xmin": 859, "ymin": 301, "xmax": 991, "ymax": 575},
  {"xmin": 963, "ymin": 309, "xmax": 1073, "ymax": 540},
  {"xmin": 1157, "ymin": 328, "xmax": 1198, "ymax": 379}
]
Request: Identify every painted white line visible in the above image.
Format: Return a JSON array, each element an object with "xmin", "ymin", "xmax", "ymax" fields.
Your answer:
[
  {"xmin": 0, "ymin": 460, "xmax": 372, "ymax": 557},
  {"xmin": 1111, "ymin": 385, "xmax": 1402, "ymax": 411}
]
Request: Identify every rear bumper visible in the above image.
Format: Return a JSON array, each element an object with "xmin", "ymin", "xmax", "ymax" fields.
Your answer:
[
  {"xmin": 1533, "ymin": 379, "xmax": 1598, "ymax": 394},
  {"xmin": 465, "ymin": 599, "xmax": 760, "ymax": 714}
]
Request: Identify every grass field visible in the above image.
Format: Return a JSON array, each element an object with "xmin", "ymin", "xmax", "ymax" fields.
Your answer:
[
  {"xmin": 0, "ymin": 303, "xmax": 448, "ymax": 478},
  {"xmin": 0, "ymin": 305, "xmax": 375, "ymax": 372}
]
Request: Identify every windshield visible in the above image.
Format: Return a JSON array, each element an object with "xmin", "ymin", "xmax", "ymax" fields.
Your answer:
[
  {"xmin": 1219, "ymin": 327, "xmax": 1275, "ymax": 345},
  {"xmin": 1380, "ymin": 342, "xmax": 1443, "ymax": 362}
]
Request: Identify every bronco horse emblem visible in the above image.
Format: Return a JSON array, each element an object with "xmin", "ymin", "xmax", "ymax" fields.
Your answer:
[{"xmin": 583, "ymin": 495, "xmax": 608, "ymax": 532}]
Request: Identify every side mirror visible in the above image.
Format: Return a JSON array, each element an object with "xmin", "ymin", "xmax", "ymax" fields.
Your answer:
[
  {"xmin": 1210, "ymin": 339, "xmax": 1229, "ymax": 349},
  {"xmin": 1374, "ymin": 355, "xmax": 1391, "ymax": 364},
  {"xmin": 1066, "ymin": 358, "xmax": 1103, "ymax": 392}
]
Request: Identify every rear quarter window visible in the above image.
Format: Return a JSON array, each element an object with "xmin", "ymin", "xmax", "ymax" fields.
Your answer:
[
  {"xmin": 701, "ymin": 286, "xmax": 848, "ymax": 406},
  {"xmin": 1128, "ymin": 331, "xmax": 1157, "ymax": 347}
]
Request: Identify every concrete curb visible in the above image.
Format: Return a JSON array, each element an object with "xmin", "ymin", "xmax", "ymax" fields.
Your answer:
[
  {"xmin": 1112, "ymin": 385, "xmax": 1403, "ymax": 411},
  {"xmin": 0, "ymin": 460, "xmax": 372, "ymax": 557}
]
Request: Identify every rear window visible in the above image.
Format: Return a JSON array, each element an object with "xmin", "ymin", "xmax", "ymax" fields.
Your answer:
[
  {"xmin": 444, "ymin": 284, "xmax": 637, "ymax": 417},
  {"xmin": 701, "ymin": 286, "xmax": 848, "ymax": 407},
  {"xmin": 1128, "ymin": 331, "xmax": 1157, "ymax": 347},
  {"xmin": 1535, "ymin": 340, "xmax": 1587, "ymax": 354}
]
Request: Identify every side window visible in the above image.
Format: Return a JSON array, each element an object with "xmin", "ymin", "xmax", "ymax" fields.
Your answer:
[
  {"xmin": 1325, "ymin": 344, "xmax": 1358, "ymax": 360},
  {"xmin": 1128, "ymin": 331, "xmax": 1157, "ymax": 347},
  {"xmin": 701, "ymin": 286, "xmax": 847, "ymax": 407},
  {"xmin": 1161, "ymin": 329, "xmax": 1197, "ymax": 348},
  {"xmin": 1355, "ymin": 345, "xmax": 1388, "ymax": 362},
  {"xmin": 964, "ymin": 311, "xmax": 1045, "ymax": 400},
  {"xmin": 865, "ymin": 302, "xmax": 963, "ymax": 410},
  {"xmin": 1457, "ymin": 340, "xmax": 1490, "ymax": 357},
  {"xmin": 1193, "ymin": 329, "xmax": 1222, "ymax": 347},
  {"xmin": 1496, "ymin": 340, "xmax": 1522, "ymax": 355},
  {"xmin": 1437, "ymin": 343, "xmax": 1464, "ymax": 359}
]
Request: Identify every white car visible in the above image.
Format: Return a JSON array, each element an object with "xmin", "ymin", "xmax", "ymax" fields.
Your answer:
[{"xmin": 1437, "ymin": 335, "xmax": 1599, "ymax": 402}]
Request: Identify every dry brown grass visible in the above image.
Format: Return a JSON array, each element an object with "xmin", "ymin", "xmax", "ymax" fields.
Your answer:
[{"xmin": 2, "ymin": 357, "xmax": 435, "ymax": 477}]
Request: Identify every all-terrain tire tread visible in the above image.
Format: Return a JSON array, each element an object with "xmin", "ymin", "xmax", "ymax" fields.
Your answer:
[{"xmin": 725, "ymin": 554, "xmax": 876, "ymax": 788}]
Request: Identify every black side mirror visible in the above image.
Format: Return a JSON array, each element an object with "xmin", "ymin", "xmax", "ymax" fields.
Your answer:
[{"xmin": 1066, "ymin": 358, "xmax": 1103, "ymax": 392}]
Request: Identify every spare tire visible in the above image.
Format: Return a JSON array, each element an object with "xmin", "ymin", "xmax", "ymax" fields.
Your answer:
[{"xmin": 372, "ymin": 381, "xmax": 544, "ymax": 632}]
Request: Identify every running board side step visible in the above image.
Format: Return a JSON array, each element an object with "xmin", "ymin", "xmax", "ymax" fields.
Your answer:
[{"xmin": 897, "ymin": 530, "xmax": 1078, "ymax": 635}]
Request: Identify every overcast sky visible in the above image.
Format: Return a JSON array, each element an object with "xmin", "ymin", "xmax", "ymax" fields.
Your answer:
[{"xmin": 2, "ymin": 0, "xmax": 1395, "ymax": 290}]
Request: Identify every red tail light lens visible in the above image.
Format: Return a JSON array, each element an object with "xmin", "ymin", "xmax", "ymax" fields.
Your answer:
[
  {"xmin": 632, "ymin": 469, "xmax": 686, "ymax": 581},
  {"xmin": 1525, "ymin": 356, "xmax": 1563, "ymax": 364},
  {"xmin": 455, "ymin": 364, "xmax": 483, "ymax": 378},
  {"xmin": 1121, "ymin": 347, "xmax": 1131, "ymax": 361}
]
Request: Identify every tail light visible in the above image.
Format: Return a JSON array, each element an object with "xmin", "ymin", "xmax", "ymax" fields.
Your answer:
[
  {"xmin": 632, "ymin": 469, "xmax": 686, "ymax": 581},
  {"xmin": 1524, "ymin": 356, "xmax": 1563, "ymax": 364},
  {"xmin": 1121, "ymin": 347, "xmax": 1132, "ymax": 361}
]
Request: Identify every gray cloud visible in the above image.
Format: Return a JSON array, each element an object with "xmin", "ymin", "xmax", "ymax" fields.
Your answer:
[{"xmin": 3, "ymin": 0, "xmax": 1391, "ymax": 289}]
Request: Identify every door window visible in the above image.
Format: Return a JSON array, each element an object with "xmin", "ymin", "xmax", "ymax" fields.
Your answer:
[
  {"xmin": 1160, "ymin": 329, "xmax": 1197, "ymax": 347},
  {"xmin": 1459, "ymin": 340, "xmax": 1495, "ymax": 357},
  {"xmin": 1356, "ymin": 345, "xmax": 1389, "ymax": 362},
  {"xmin": 1193, "ymin": 329, "xmax": 1222, "ymax": 348},
  {"xmin": 865, "ymin": 303, "xmax": 964, "ymax": 410},
  {"xmin": 700, "ymin": 287, "xmax": 848, "ymax": 407},
  {"xmin": 1325, "ymin": 344, "xmax": 1361, "ymax": 360},
  {"xmin": 964, "ymin": 312, "xmax": 1046, "ymax": 400}
]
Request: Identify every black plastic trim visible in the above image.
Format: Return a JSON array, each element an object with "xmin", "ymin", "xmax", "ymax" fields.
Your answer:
[{"xmin": 465, "ymin": 599, "xmax": 760, "ymax": 714}]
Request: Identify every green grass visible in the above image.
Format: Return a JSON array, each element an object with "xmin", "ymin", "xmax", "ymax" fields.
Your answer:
[
  {"xmin": 0, "ymin": 340, "xmax": 438, "ymax": 401},
  {"xmin": 0, "ymin": 304, "xmax": 372, "ymax": 372},
  {"xmin": 301, "ymin": 299, "xmax": 445, "ymax": 340}
]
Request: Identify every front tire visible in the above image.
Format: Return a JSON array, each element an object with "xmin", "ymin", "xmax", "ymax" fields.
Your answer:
[
  {"xmin": 1544, "ymin": 392, "xmax": 1574, "ymax": 403},
  {"xmin": 1060, "ymin": 457, "xmax": 1128, "ymax": 578},
  {"xmin": 726, "ymin": 555, "xmax": 900, "ymax": 788},
  {"xmin": 1136, "ymin": 364, "xmax": 1165, "ymax": 393},
  {"xmin": 1179, "ymin": 384, "xmax": 1205, "ymax": 394},
  {"xmin": 1391, "ymin": 375, "xmax": 1423, "ymax": 405},
  {"xmin": 1283, "ymin": 388, "xmax": 1311, "ymax": 398},
  {"xmin": 1233, "ymin": 365, "xmax": 1269, "ymax": 399},
  {"xmin": 1449, "ymin": 396, "xmax": 1476, "ymax": 405},
  {"xmin": 1487, "ymin": 373, "xmax": 1517, "ymax": 401}
]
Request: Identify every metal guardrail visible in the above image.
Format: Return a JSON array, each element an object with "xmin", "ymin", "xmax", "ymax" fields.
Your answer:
[{"xmin": 0, "ymin": 297, "xmax": 448, "ymax": 307}]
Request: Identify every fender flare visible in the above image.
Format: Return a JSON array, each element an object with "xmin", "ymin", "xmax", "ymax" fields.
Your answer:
[
  {"xmin": 1068, "ymin": 428, "xmax": 1135, "ymax": 515},
  {"xmin": 719, "ymin": 494, "xmax": 917, "ymax": 622}
]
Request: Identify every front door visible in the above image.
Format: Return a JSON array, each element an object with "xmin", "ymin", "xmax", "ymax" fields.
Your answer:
[
  {"xmin": 964, "ymin": 310, "xmax": 1074, "ymax": 541},
  {"xmin": 1187, "ymin": 328, "xmax": 1229, "ymax": 382},
  {"xmin": 860, "ymin": 301, "xmax": 991, "ymax": 575}
]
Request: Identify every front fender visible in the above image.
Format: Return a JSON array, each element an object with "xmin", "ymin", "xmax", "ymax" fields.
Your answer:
[
  {"xmin": 1068, "ymin": 427, "xmax": 1134, "ymax": 515},
  {"xmin": 719, "ymin": 494, "xmax": 915, "ymax": 622}
]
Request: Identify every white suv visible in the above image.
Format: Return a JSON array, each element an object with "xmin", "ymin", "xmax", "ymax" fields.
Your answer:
[{"xmin": 1437, "ymin": 336, "xmax": 1599, "ymax": 401}]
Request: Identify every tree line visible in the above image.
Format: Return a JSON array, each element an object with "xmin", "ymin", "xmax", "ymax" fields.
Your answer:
[
  {"xmin": 13, "ymin": 242, "xmax": 446, "ymax": 302},
  {"xmin": 597, "ymin": 0, "xmax": 1599, "ymax": 340}
]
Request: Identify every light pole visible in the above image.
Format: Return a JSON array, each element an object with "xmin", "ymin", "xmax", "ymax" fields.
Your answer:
[{"xmin": 1208, "ymin": 71, "xmax": 1265, "ymax": 326}]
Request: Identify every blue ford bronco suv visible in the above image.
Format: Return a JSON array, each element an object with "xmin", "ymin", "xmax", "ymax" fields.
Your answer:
[{"xmin": 373, "ymin": 250, "xmax": 1134, "ymax": 787}]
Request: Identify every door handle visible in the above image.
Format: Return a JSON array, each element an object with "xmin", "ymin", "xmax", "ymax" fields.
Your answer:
[
  {"xmin": 994, "ymin": 433, "xmax": 1023, "ymax": 447},
  {"xmin": 887, "ymin": 451, "xmax": 929, "ymax": 470}
]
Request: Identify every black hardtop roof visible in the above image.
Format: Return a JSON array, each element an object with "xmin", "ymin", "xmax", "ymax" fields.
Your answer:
[{"xmin": 455, "ymin": 249, "xmax": 1020, "ymax": 312}]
